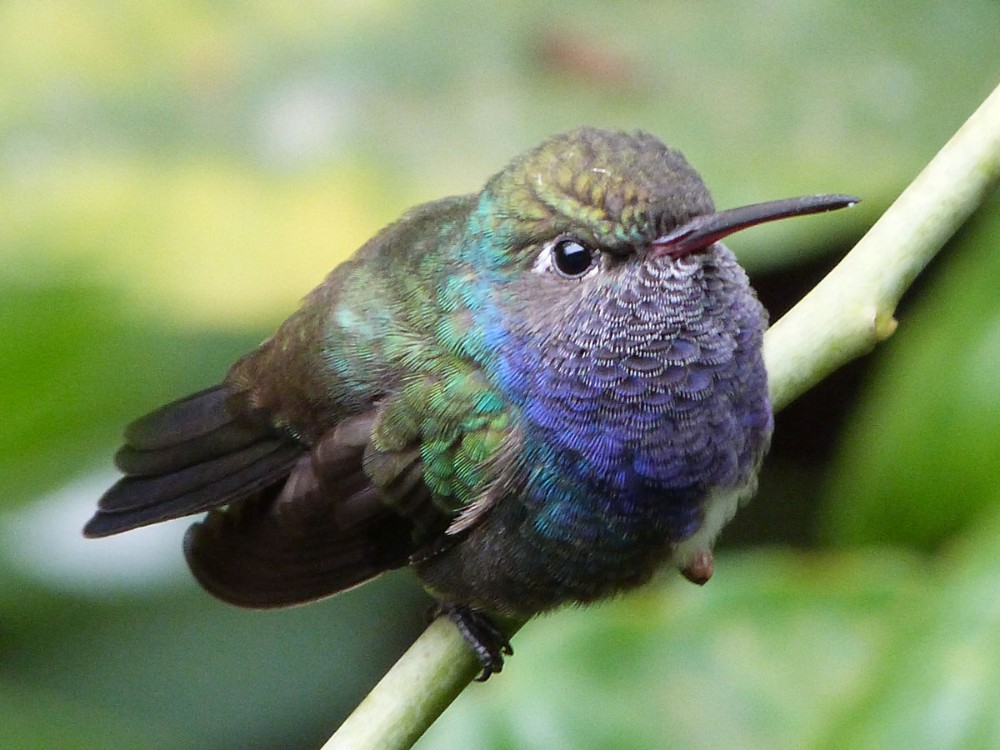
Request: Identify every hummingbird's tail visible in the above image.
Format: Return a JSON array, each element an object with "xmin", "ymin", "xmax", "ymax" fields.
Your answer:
[
  {"xmin": 181, "ymin": 409, "xmax": 425, "ymax": 608},
  {"xmin": 181, "ymin": 427, "xmax": 417, "ymax": 608}
]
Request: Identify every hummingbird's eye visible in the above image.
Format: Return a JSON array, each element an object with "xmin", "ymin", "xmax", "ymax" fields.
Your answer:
[{"xmin": 551, "ymin": 238, "xmax": 595, "ymax": 278}]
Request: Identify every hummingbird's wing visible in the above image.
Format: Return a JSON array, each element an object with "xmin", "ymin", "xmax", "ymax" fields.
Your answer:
[
  {"xmin": 86, "ymin": 369, "xmax": 513, "ymax": 609},
  {"xmin": 84, "ymin": 383, "xmax": 446, "ymax": 607},
  {"xmin": 182, "ymin": 374, "xmax": 516, "ymax": 608}
]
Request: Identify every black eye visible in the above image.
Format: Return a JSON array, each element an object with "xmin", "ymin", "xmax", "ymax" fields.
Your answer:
[{"xmin": 551, "ymin": 238, "xmax": 595, "ymax": 278}]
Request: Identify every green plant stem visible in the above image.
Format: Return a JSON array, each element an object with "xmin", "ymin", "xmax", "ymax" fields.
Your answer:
[
  {"xmin": 321, "ymin": 617, "xmax": 517, "ymax": 750},
  {"xmin": 765, "ymin": 81, "xmax": 1000, "ymax": 412},
  {"xmin": 324, "ymin": 79, "xmax": 1000, "ymax": 750}
]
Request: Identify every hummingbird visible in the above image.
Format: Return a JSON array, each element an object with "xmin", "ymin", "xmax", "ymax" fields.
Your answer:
[{"xmin": 85, "ymin": 127, "xmax": 856, "ymax": 679}]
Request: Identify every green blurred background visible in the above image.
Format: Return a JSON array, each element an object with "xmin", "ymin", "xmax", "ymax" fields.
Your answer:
[{"xmin": 2, "ymin": 2, "xmax": 999, "ymax": 748}]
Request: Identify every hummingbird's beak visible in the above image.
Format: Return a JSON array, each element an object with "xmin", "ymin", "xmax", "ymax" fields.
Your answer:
[{"xmin": 649, "ymin": 194, "xmax": 859, "ymax": 260}]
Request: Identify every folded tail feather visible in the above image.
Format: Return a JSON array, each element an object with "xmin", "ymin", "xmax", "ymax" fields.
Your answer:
[
  {"xmin": 183, "ymin": 424, "xmax": 427, "ymax": 608},
  {"xmin": 183, "ymin": 484, "xmax": 416, "ymax": 608}
]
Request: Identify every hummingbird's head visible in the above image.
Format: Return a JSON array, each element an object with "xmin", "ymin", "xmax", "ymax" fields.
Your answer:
[
  {"xmin": 479, "ymin": 127, "xmax": 714, "ymax": 266},
  {"xmin": 472, "ymin": 126, "xmax": 855, "ymax": 281},
  {"xmin": 458, "ymin": 127, "xmax": 855, "ymax": 415}
]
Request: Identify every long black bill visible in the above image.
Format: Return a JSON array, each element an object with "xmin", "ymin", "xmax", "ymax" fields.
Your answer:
[{"xmin": 650, "ymin": 193, "xmax": 859, "ymax": 259}]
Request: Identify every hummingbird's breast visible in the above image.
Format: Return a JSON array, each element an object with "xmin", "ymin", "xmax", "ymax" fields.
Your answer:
[
  {"xmin": 416, "ymin": 244, "xmax": 772, "ymax": 615},
  {"xmin": 476, "ymin": 246, "xmax": 772, "ymax": 607},
  {"xmin": 520, "ymin": 249, "xmax": 768, "ymax": 485}
]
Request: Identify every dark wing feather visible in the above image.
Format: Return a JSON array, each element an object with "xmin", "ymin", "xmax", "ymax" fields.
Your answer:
[
  {"xmin": 84, "ymin": 387, "xmax": 304, "ymax": 538},
  {"xmin": 183, "ymin": 412, "xmax": 448, "ymax": 608}
]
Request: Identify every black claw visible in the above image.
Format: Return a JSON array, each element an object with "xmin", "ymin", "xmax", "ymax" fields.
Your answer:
[{"xmin": 433, "ymin": 604, "xmax": 513, "ymax": 681}]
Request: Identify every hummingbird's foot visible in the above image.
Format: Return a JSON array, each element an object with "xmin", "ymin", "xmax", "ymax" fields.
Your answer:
[{"xmin": 431, "ymin": 603, "xmax": 513, "ymax": 681}]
